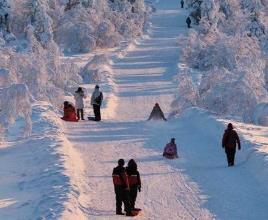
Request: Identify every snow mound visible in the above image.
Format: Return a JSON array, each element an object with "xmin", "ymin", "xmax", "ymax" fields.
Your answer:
[
  {"xmin": 0, "ymin": 84, "xmax": 32, "ymax": 140},
  {"xmin": 80, "ymin": 54, "xmax": 110, "ymax": 83}
]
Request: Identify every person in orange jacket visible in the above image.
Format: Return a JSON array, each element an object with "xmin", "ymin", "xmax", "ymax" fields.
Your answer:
[
  {"xmin": 61, "ymin": 101, "xmax": 78, "ymax": 122},
  {"xmin": 112, "ymin": 159, "xmax": 136, "ymax": 216},
  {"xmin": 126, "ymin": 159, "xmax": 141, "ymax": 211}
]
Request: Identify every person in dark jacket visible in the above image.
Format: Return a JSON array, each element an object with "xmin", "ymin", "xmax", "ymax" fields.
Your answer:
[
  {"xmin": 112, "ymin": 159, "xmax": 136, "ymax": 216},
  {"xmin": 148, "ymin": 103, "xmax": 167, "ymax": 121},
  {"xmin": 126, "ymin": 159, "xmax": 141, "ymax": 211},
  {"xmin": 90, "ymin": 85, "xmax": 103, "ymax": 121},
  {"xmin": 186, "ymin": 16, "xmax": 191, "ymax": 28},
  {"xmin": 222, "ymin": 123, "xmax": 241, "ymax": 166},
  {"xmin": 180, "ymin": 0, "xmax": 184, "ymax": 8}
]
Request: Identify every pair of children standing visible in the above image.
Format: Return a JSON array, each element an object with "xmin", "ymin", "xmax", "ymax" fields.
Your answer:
[{"xmin": 112, "ymin": 159, "xmax": 141, "ymax": 217}]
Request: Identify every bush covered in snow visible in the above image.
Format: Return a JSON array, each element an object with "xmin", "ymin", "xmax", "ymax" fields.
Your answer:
[
  {"xmin": 54, "ymin": 0, "xmax": 148, "ymax": 53},
  {"xmin": 80, "ymin": 55, "xmax": 110, "ymax": 83},
  {"xmin": 176, "ymin": 0, "xmax": 268, "ymax": 123}
]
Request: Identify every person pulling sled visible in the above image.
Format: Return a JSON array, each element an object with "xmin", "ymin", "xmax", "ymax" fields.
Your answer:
[{"xmin": 90, "ymin": 85, "xmax": 103, "ymax": 121}]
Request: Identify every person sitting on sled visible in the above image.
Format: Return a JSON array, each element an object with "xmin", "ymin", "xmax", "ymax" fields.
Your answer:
[
  {"xmin": 148, "ymin": 103, "xmax": 167, "ymax": 121},
  {"xmin": 163, "ymin": 138, "xmax": 178, "ymax": 159},
  {"xmin": 61, "ymin": 101, "xmax": 78, "ymax": 122}
]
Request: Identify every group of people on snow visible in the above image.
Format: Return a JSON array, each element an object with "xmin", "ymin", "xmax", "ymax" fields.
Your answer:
[
  {"xmin": 112, "ymin": 159, "xmax": 141, "ymax": 217},
  {"xmin": 110, "ymin": 122, "xmax": 241, "ymax": 216},
  {"xmin": 61, "ymin": 85, "xmax": 103, "ymax": 122}
]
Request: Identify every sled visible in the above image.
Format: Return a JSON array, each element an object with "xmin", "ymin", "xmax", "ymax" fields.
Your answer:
[
  {"xmin": 163, "ymin": 154, "xmax": 178, "ymax": 160},
  {"xmin": 88, "ymin": 116, "xmax": 96, "ymax": 121},
  {"xmin": 131, "ymin": 209, "xmax": 142, "ymax": 216}
]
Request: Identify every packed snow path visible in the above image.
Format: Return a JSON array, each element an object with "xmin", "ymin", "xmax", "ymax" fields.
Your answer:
[
  {"xmin": 64, "ymin": 0, "xmax": 268, "ymax": 220},
  {"xmin": 65, "ymin": 1, "xmax": 213, "ymax": 219}
]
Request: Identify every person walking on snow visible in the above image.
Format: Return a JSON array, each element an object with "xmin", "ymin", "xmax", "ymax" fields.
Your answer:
[
  {"xmin": 112, "ymin": 159, "xmax": 136, "ymax": 216},
  {"xmin": 222, "ymin": 123, "xmax": 241, "ymax": 167},
  {"xmin": 90, "ymin": 85, "xmax": 103, "ymax": 121},
  {"xmin": 126, "ymin": 159, "xmax": 141, "ymax": 212},
  {"xmin": 180, "ymin": 0, "xmax": 184, "ymax": 8},
  {"xmin": 186, "ymin": 16, "xmax": 192, "ymax": 28},
  {"xmin": 74, "ymin": 87, "xmax": 85, "ymax": 120},
  {"xmin": 163, "ymin": 138, "xmax": 178, "ymax": 159}
]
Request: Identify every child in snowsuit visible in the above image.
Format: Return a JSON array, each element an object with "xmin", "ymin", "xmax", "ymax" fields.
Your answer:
[
  {"xmin": 112, "ymin": 159, "xmax": 136, "ymax": 216},
  {"xmin": 163, "ymin": 138, "xmax": 178, "ymax": 159},
  {"xmin": 61, "ymin": 101, "xmax": 78, "ymax": 122},
  {"xmin": 222, "ymin": 123, "xmax": 241, "ymax": 166},
  {"xmin": 186, "ymin": 16, "xmax": 191, "ymax": 28},
  {"xmin": 74, "ymin": 87, "xmax": 85, "ymax": 120},
  {"xmin": 148, "ymin": 103, "xmax": 167, "ymax": 121},
  {"xmin": 90, "ymin": 85, "xmax": 103, "ymax": 121},
  {"xmin": 126, "ymin": 159, "xmax": 141, "ymax": 211}
]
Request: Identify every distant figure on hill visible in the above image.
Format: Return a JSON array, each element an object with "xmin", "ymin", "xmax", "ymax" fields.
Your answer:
[
  {"xmin": 180, "ymin": 0, "xmax": 184, "ymax": 8},
  {"xmin": 222, "ymin": 123, "xmax": 241, "ymax": 167},
  {"xmin": 90, "ymin": 85, "xmax": 103, "ymax": 121},
  {"xmin": 112, "ymin": 159, "xmax": 137, "ymax": 216},
  {"xmin": 61, "ymin": 101, "xmax": 78, "ymax": 122},
  {"xmin": 126, "ymin": 159, "xmax": 141, "ymax": 212},
  {"xmin": 148, "ymin": 103, "xmax": 167, "ymax": 121},
  {"xmin": 163, "ymin": 138, "xmax": 178, "ymax": 159},
  {"xmin": 186, "ymin": 16, "xmax": 191, "ymax": 28},
  {"xmin": 74, "ymin": 87, "xmax": 85, "ymax": 120}
]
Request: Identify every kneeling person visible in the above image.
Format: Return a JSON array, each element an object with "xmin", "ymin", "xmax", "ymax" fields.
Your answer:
[{"xmin": 163, "ymin": 138, "xmax": 178, "ymax": 159}]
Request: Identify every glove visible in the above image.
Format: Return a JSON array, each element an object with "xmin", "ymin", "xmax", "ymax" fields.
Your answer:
[
  {"xmin": 138, "ymin": 186, "xmax": 141, "ymax": 192},
  {"xmin": 238, "ymin": 146, "xmax": 241, "ymax": 150}
]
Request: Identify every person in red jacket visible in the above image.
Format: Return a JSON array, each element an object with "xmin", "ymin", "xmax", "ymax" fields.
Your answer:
[
  {"xmin": 61, "ymin": 101, "xmax": 78, "ymax": 122},
  {"xmin": 126, "ymin": 159, "xmax": 141, "ymax": 211},
  {"xmin": 222, "ymin": 123, "xmax": 241, "ymax": 166},
  {"xmin": 163, "ymin": 138, "xmax": 178, "ymax": 159},
  {"xmin": 112, "ymin": 159, "xmax": 136, "ymax": 216}
]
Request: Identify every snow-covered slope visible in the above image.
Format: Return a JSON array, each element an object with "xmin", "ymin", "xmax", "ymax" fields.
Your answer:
[
  {"xmin": 62, "ymin": 0, "xmax": 268, "ymax": 219},
  {"xmin": 0, "ymin": 102, "xmax": 86, "ymax": 219},
  {"xmin": 0, "ymin": 0, "xmax": 268, "ymax": 219}
]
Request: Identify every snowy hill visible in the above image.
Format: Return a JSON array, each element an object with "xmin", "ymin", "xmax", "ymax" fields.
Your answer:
[{"xmin": 0, "ymin": 0, "xmax": 268, "ymax": 219}]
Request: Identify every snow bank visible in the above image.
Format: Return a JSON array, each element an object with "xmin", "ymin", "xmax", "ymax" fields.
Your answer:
[
  {"xmin": 0, "ymin": 102, "xmax": 87, "ymax": 219},
  {"xmin": 80, "ymin": 54, "xmax": 111, "ymax": 83},
  {"xmin": 0, "ymin": 84, "xmax": 32, "ymax": 140}
]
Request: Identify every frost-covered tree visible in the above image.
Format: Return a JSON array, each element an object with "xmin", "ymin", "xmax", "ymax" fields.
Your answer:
[
  {"xmin": 176, "ymin": 0, "xmax": 268, "ymax": 122},
  {"xmin": 0, "ymin": 84, "xmax": 32, "ymax": 140}
]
